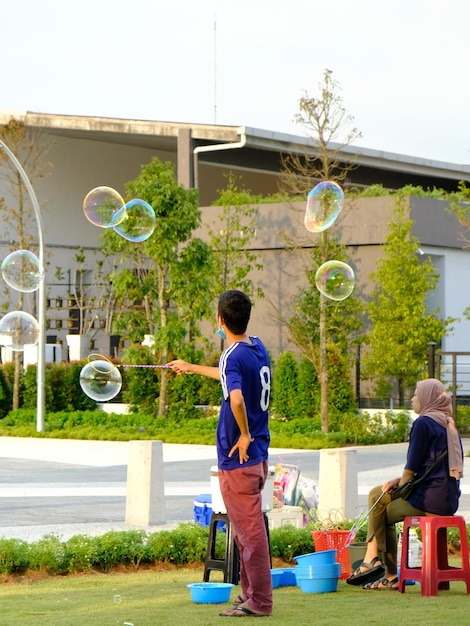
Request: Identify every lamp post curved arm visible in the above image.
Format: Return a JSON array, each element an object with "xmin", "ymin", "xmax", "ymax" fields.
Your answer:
[{"xmin": 0, "ymin": 140, "xmax": 46, "ymax": 432}]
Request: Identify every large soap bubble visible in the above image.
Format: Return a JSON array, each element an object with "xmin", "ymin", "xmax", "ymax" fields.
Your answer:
[
  {"xmin": 112, "ymin": 199, "xmax": 156, "ymax": 242},
  {"xmin": 83, "ymin": 186, "xmax": 126, "ymax": 228},
  {"xmin": 305, "ymin": 181, "xmax": 344, "ymax": 233},
  {"xmin": 1, "ymin": 250, "xmax": 44, "ymax": 293},
  {"xmin": 79, "ymin": 359, "xmax": 122, "ymax": 402},
  {"xmin": 0, "ymin": 311, "xmax": 40, "ymax": 351},
  {"xmin": 315, "ymin": 260, "xmax": 355, "ymax": 301}
]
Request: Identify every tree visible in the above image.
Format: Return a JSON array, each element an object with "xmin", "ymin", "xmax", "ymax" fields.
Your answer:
[
  {"xmin": 101, "ymin": 158, "xmax": 214, "ymax": 416},
  {"xmin": 286, "ymin": 233, "xmax": 363, "ymax": 420},
  {"xmin": 281, "ymin": 69, "xmax": 362, "ymax": 432},
  {"xmin": 209, "ymin": 174, "xmax": 264, "ymax": 347},
  {"xmin": 210, "ymin": 173, "xmax": 264, "ymax": 299},
  {"xmin": 66, "ymin": 247, "xmax": 120, "ymax": 336},
  {"xmin": 362, "ymin": 193, "xmax": 453, "ymax": 404},
  {"xmin": 448, "ymin": 181, "xmax": 470, "ymax": 323},
  {"xmin": 0, "ymin": 119, "xmax": 52, "ymax": 409}
]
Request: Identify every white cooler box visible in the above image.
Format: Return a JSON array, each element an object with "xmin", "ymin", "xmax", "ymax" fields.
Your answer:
[
  {"xmin": 266, "ymin": 505, "xmax": 304, "ymax": 529},
  {"xmin": 210, "ymin": 465, "xmax": 275, "ymax": 513}
]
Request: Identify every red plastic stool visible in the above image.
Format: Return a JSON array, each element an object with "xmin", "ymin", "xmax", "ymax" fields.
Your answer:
[{"xmin": 399, "ymin": 515, "xmax": 470, "ymax": 596}]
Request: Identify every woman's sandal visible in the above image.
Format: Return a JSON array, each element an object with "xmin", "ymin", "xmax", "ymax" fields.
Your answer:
[
  {"xmin": 363, "ymin": 576, "xmax": 399, "ymax": 590},
  {"xmin": 346, "ymin": 556, "xmax": 385, "ymax": 586},
  {"xmin": 233, "ymin": 595, "xmax": 245, "ymax": 606}
]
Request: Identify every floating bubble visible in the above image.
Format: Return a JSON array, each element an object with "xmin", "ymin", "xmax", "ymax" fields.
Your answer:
[
  {"xmin": 0, "ymin": 311, "xmax": 40, "ymax": 351},
  {"xmin": 1, "ymin": 250, "xmax": 44, "ymax": 293},
  {"xmin": 315, "ymin": 260, "xmax": 355, "ymax": 301},
  {"xmin": 112, "ymin": 199, "xmax": 156, "ymax": 242},
  {"xmin": 79, "ymin": 359, "xmax": 122, "ymax": 402},
  {"xmin": 113, "ymin": 594, "xmax": 122, "ymax": 604},
  {"xmin": 83, "ymin": 186, "xmax": 126, "ymax": 228},
  {"xmin": 304, "ymin": 181, "xmax": 344, "ymax": 233}
]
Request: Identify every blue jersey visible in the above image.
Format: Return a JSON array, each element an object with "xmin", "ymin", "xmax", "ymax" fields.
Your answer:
[
  {"xmin": 217, "ymin": 336, "xmax": 271, "ymax": 470},
  {"xmin": 405, "ymin": 415, "xmax": 462, "ymax": 515}
]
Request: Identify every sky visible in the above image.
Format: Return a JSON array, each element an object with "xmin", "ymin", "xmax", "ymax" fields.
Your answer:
[{"xmin": 2, "ymin": 0, "xmax": 470, "ymax": 165}]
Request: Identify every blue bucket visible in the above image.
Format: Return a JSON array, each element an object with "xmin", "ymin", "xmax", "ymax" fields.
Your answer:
[
  {"xmin": 271, "ymin": 569, "xmax": 283, "ymax": 588},
  {"xmin": 297, "ymin": 576, "xmax": 339, "ymax": 593},
  {"xmin": 277, "ymin": 568, "xmax": 297, "ymax": 586},
  {"xmin": 187, "ymin": 582, "xmax": 234, "ymax": 604},
  {"xmin": 294, "ymin": 549, "xmax": 337, "ymax": 566}
]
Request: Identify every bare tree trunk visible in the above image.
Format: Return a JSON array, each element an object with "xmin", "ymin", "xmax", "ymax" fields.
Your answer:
[
  {"xmin": 13, "ymin": 351, "xmax": 21, "ymax": 410},
  {"xmin": 157, "ymin": 266, "xmax": 167, "ymax": 417},
  {"xmin": 319, "ymin": 293, "xmax": 328, "ymax": 433}
]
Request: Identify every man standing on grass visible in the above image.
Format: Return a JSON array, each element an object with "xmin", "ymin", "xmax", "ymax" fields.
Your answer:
[{"xmin": 169, "ymin": 289, "xmax": 272, "ymax": 618}]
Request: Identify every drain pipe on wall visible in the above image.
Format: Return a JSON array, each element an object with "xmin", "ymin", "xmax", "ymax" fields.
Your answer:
[{"xmin": 193, "ymin": 126, "xmax": 247, "ymax": 189}]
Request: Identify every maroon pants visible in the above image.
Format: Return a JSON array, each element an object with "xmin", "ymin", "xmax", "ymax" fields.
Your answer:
[{"xmin": 219, "ymin": 461, "xmax": 272, "ymax": 615}]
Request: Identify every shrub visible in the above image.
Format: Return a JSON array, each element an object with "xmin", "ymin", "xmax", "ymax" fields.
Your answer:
[
  {"xmin": 64, "ymin": 534, "xmax": 98, "ymax": 573},
  {"xmin": 296, "ymin": 357, "xmax": 318, "ymax": 419},
  {"xmin": 146, "ymin": 523, "xmax": 209, "ymax": 564},
  {"xmin": 28, "ymin": 534, "xmax": 70, "ymax": 574},
  {"xmin": 271, "ymin": 352, "xmax": 299, "ymax": 420},
  {"xmin": 0, "ymin": 522, "xmax": 466, "ymax": 577},
  {"xmin": 120, "ymin": 346, "xmax": 160, "ymax": 415},
  {"xmin": 456, "ymin": 405, "xmax": 470, "ymax": 436},
  {"xmin": 269, "ymin": 526, "xmax": 313, "ymax": 562},
  {"xmin": 0, "ymin": 538, "xmax": 29, "ymax": 574},
  {"xmin": 0, "ymin": 366, "xmax": 13, "ymax": 418},
  {"xmin": 91, "ymin": 530, "xmax": 147, "ymax": 572}
]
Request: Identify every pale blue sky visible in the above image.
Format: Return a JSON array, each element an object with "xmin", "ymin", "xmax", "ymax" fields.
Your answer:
[{"xmin": 2, "ymin": 0, "xmax": 469, "ymax": 164}]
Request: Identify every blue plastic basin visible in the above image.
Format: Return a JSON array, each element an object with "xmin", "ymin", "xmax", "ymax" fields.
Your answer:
[{"xmin": 187, "ymin": 582, "xmax": 234, "ymax": 604}]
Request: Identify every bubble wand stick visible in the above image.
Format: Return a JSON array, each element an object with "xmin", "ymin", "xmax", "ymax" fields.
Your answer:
[
  {"xmin": 120, "ymin": 364, "xmax": 172, "ymax": 369},
  {"xmin": 345, "ymin": 491, "xmax": 386, "ymax": 547}
]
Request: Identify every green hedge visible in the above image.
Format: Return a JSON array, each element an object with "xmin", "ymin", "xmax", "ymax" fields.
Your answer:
[
  {"xmin": 0, "ymin": 407, "xmax": 411, "ymax": 447},
  {"xmin": 0, "ymin": 522, "xmax": 467, "ymax": 577}
]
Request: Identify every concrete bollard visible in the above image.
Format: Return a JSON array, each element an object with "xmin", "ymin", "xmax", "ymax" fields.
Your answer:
[
  {"xmin": 318, "ymin": 448, "xmax": 358, "ymax": 519},
  {"xmin": 125, "ymin": 440, "xmax": 165, "ymax": 526}
]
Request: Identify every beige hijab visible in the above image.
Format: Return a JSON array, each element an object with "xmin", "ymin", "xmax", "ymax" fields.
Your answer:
[{"xmin": 416, "ymin": 378, "xmax": 463, "ymax": 480}]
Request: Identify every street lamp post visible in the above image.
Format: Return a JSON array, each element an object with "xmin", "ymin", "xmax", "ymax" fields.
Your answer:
[{"xmin": 0, "ymin": 140, "xmax": 46, "ymax": 432}]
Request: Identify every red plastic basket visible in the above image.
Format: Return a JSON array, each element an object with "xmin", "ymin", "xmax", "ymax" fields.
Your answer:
[{"xmin": 311, "ymin": 530, "xmax": 352, "ymax": 580}]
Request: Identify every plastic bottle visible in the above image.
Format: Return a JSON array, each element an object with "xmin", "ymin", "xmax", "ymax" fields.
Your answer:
[
  {"xmin": 408, "ymin": 528, "xmax": 422, "ymax": 567},
  {"xmin": 397, "ymin": 532, "xmax": 403, "ymax": 564}
]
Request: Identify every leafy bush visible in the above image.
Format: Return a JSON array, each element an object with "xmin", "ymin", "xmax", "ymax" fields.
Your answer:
[
  {"xmin": 269, "ymin": 526, "xmax": 314, "ymax": 561},
  {"xmin": 0, "ymin": 405, "xmax": 410, "ymax": 446},
  {"xmin": 456, "ymin": 405, "xmax": 470, "ymax": 435},
  {"xmin": 0, "ymin": 366, "xmax": 13, "ymax": 418},
  {"xmin": 271, "ymin": 352, "xmax": 299, "ymax": 420},
  {"xmin": 91, "ymin": 530, "xmax": 147, "ymax": 572},
  {"xmin": 64, "ymin": 534, "xmax": 98, "ymax": 573},
  {"xmin": 0, "ymin": 521, "xmax": 466, "ymax": 577},
  {"xmin": 146, "ymin": 523, "xmax": 209, "ymax": 565},
  {"xmin": 0, "ymin": 538, "xmax": 29, "ymax": 574},
  {"xmin": 28, "ymin": 534, "xmax": 70, "ymax": 574}
]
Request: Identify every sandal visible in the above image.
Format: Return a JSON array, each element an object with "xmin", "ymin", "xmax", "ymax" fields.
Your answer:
[
  {"xmin": 346, "ymin": 556, "xmax": 385, "ymax": 586},
  {"xmin": 363, "ymin": 576, "xmax": 399, "ymax": 590},
  {"xmin": 220, "ymin": 607, "xmax": 269, "ymax": 617},
  {"xmin": 233, "ymin": 595, "xmax": 245, "ymax": 606}
]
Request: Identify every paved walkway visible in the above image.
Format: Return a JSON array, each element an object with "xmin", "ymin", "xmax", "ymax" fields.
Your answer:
[{"xmin": 1, "ymin": 437, "xmax": 469, "ymax": 542}]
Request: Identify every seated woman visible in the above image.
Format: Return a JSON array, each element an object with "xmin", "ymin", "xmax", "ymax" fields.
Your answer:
[{"xmin": 347, "ymin": 378, "xmax": 463, "ymax": 590}]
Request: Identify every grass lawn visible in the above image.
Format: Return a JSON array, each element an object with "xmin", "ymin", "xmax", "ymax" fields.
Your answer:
[{"xmin": 0, "ymin": 565, "xmax": 469, "ymax": 626}]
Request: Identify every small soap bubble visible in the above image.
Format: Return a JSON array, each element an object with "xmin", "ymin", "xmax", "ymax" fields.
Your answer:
[
  {"xmin": 315, "ymin": 260, "xmax": 355, "ymax": 301},
  {"xmin": 112, "ymin": 199, "xmax": 156, "ymax": 242},
  {"xmin": 113, "ymin": 594, "xmax": 122, "ymax": 604},
  {"xmin": 1, "ymin": 250, "xmax": 44, "ymax": 293},
  {"xmin": 83, "ymin": 186, "xmax": 125, "ymax": 228},
  {"xmin": 79, "ymin": 360, "xmax": 122, "ymax": 402},
  {"xmin": 0, "ymin": 311, "xmax": 40, "ymax": 351},
  {"xmin": 304, "ymin": 181, "xmax": 344, "ymax": 233}
]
